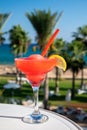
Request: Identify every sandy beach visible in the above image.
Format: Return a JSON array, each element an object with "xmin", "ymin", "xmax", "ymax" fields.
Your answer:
[
  {"xmin": 0, "ymin": 65, "xmax": 16, "ymax": 75},
  {"xmin": 0, "ymin": 64, "xmax": 87, "ymax": 79},
  {"xmin": 48, "ymin": 68, "xmax": 87, "ymax": 79}
]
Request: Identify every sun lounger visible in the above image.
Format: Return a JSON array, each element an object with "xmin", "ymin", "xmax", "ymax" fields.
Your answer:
[
  {"xmin": 76, "ymin": 113, "xmax": 87, "ymax": 121},
  {"xmin": 75, "ymin": 108, "xmax": 87, "ymax": 121},
  {"xmin": 66, "ymin": 107, "xmax": 77, "ymax": 115},
  {"xmin": 56, "ymin": 106, "xmax": 65, "ymax": 114}
]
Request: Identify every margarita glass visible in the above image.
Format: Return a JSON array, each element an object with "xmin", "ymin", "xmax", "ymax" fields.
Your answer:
[
  {"xmin": 15, "ymin": 54, "xmax": 57, "ymax": 123},
  {"xmin": 15, "ymin": 29, "xmax": 66, "ymax": 124}
]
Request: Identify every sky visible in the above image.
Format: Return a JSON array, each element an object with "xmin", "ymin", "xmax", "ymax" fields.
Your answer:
[{"xmin": 0, "ymin": 0, "xmax": 87, "ymax": 43}]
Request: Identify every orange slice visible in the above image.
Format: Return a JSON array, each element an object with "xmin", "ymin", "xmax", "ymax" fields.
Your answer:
[{"xmin": 49, "ymin": 54, "xmax": 67, "ymax": 71}]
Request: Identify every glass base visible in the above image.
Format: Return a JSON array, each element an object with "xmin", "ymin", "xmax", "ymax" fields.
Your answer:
[{"xmin": 22, "ymin": 113, "xmax": 48, "ymax": 124}]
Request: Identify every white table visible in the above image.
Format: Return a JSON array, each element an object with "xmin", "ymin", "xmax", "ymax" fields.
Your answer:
[{"xmin": 0, "ymin": 103, "xmax": 83, "ymax": 130}]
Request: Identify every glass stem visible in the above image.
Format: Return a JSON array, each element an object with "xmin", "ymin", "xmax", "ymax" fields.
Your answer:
[{"xmin": 32, "ymin": 87, "xmax": 40, "ymax": 115}]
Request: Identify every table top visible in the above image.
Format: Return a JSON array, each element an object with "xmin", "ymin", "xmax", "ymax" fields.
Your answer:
[{"xmin": 0, "ymin": 103, "xmax": 83, "ymax": 130}]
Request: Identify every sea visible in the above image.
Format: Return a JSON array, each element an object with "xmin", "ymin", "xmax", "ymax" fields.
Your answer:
[
  {"xmin": 0, "ymin": 43, "xmax": 41, "ymax": 65},
  {"xmin": 0, "ymin": 43, "xmax": 87, "ymax": 65}
]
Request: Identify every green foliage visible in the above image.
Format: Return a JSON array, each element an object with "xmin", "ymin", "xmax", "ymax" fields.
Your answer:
[
  {"xmin": 26, "ymin": 9, "xmax": 62, "ymax": 50},
  {"xmin": 9, "ymin": 24, "xmax": 31, "ymax": 57},
  {"xmin": 49, "ymin": 38, "xmax": 65, "ymax": 56},
  {"xmin": 0, "ymin": 13, "xmax": 11, "ymax": 30},
  {"xmin": 0, "ymin": 13, "xmax": 11, "ymax": 44},
  {"xmin": 0, "ymin": 77, "xmax": 87, "ymax": 105},
  {"xmin": 63, "ymin": 40, "xmax": 85, "ymax": 72}
]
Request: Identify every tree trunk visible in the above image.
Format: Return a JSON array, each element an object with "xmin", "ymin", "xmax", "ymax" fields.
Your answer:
[
  {"xmin": 55, "ymin": 67, "xmax": 59, "ymax": 95},
  {"xmin": 16, "ymin": 68, "xmax": 19, "ymax": 83},
  {"xmin": 71, "ymin": 71, "xmax": 75, "ymax": 99},
  {"xmin": 43, "ymin": 74, "xmax": 49, "ymax": 109},
  {"xmin": 80, "ymin": 68, "xmax": 84, "ymax": 87},
  {"xmin": 19, "ymin": 71, "xmax": 22, "ymax": 86},
  {"xmin": 16, "ymin": 67, "xmax": 22, "ymax": 86}
]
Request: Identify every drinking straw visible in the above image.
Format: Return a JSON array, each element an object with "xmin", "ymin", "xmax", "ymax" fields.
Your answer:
[{"xmin": 41, "ymin": 29, "xmax": 60, "ymax": 56}]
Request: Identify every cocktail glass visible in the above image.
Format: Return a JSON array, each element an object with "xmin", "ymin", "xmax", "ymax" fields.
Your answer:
[
  {"xmin": 15, "ymin": 54, "xmax": 60, "ymax": 123},
  {"xmin": 15, "ymin": 29, "xmax": 66, "ymax": 124}
]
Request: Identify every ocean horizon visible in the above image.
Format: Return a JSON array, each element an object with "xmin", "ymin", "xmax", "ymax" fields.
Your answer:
[
  {"xmin": 0, "ymin": 43, "xmax": 87, "ymax": 65},
  {"xmin": 0, "ymin": 43, "xmax": 41, "ymax": 65}
]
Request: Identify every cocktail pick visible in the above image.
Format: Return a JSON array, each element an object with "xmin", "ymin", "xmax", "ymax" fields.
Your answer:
[{"xmin": 41, "ymin": 29, "xmax": 60, "ymax": 56}]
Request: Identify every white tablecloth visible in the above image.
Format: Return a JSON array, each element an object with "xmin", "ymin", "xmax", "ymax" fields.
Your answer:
[{"xmin": 0, "ymin": 103, "xmax": 82, "ymax": 130}]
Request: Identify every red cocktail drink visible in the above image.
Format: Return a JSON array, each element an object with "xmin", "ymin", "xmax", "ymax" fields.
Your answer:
[{"xmin": 15, "ymin": 54, "xmax": 57, "ymax": 87}]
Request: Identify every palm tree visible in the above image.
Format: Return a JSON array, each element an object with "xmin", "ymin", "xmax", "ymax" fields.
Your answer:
[
  {"xmin": 73, "ymin": 25, "xmax": 87, "ymax": 45},
  {"xmin": 9, "ymin": 24, "xmax": 31, "ymax": 84},
  {"xmin": 0, "ymin": 13, "xmax": 11, "ymax": 44},
  {"xmin": 26, "ymin": 9, "xmax": 63, "ymax": 109},
  {"xmin": 72, "ymin": 25, "xmax": 87, "ymax": 86},
  {"xmin": 49, "ymin": 38, "xmax": 65, "ymax": 95},
  {"xmin": 9, "ymin": 24, "xmax": 31, "ymax": 57},
  {"xmin": 63, "ymin": 40, "xmax": 85, "ymax": 99},
  {"xmin": 26, "ymin": 10, "xmax": 63, "ymax": 50}
]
